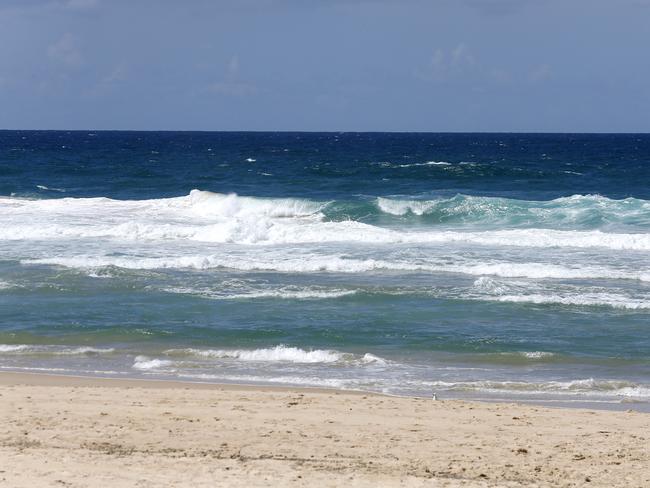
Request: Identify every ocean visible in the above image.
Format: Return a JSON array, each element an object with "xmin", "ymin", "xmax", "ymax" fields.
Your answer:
[{"xmin": 1, "ymin": 130, "xmax": 650, "ymax": 409}]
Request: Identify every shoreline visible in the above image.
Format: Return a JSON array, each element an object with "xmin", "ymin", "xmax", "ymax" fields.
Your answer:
[
  {"xmin": 2, "ymin": 370, "xmax": 650, "ymax": 487},
  {"xmin": 0, "ymin": 370, "xmax": 374, "ymax": 396},
  {"xmin": 1, "ymin": 369, "xmax": 648, "ymax": 413}
]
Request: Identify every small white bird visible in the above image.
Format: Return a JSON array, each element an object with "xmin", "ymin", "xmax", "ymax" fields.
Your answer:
[{"xmin": 432, "ymin": 392, "xmax": 437, "ymax": 401}]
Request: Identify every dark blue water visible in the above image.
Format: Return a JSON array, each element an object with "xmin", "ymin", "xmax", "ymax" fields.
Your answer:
[
  {"xmin": 1, "ymin": 131, "xmax": 649, "ymax": 408},
  {"xmin": 3, "ymin": 131, "xmax": 650, "ymax": 200}
]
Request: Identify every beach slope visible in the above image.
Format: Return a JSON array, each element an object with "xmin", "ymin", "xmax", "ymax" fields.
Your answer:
[{"xmin": 1, "ymin": 373, "xmax": 648, "ymax": 487}]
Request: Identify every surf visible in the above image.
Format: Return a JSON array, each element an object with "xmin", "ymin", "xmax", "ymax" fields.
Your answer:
[{"xmin": 3, "ymin": 190, "xmax": 650, "ymax": 250}]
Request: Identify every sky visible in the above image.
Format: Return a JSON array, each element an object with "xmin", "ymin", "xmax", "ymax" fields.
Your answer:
[{"xmin": 0, "ymin": 0, "xmax": 649, "ymax": 132}]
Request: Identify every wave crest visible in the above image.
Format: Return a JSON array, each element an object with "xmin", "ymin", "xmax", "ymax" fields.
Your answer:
[
  {"xmin": 163, "ymin": 346, "xmax": 387, "ymax": 365},
  {"xmin": 186, "ymin": 189, "xmax": 325, "ymax": 219},
  {"xmin": 3, "ymin": 191, "xmax": 650, "ymax": 249},
  {"xmin": 375, "ymin": 194, "xmax": 650, "ymax": 230},
  {"xmin": 0, "ymin": 344, "xmax": 115, "ymax": 355}
]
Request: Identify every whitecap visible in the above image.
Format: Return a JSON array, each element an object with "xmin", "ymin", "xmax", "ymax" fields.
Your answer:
[
  {"xmin": 132, "ymin": 356, "xmax": 174, "ymax": 370},
  {"xmin": 36, "ymin": 185, "xmax": 66, "ymax": 192},
  {"xmin": 160, "ymin": 285, "xmax": 356, "ymax": 301},
  {"xmin": 3, "ymin": 191, "xmax": 650, "ymax": 250},
  {"xmin": 0, "ymin": 344, "xmax": 115, "ymax": 355},
  {"xmin": 0, "ymin": 344, "xmax": 31, "ymax": 353},
  {"xmin": 490, "ymin": 293, "xmax": 650, "ymax": 310},
  {"xmin": 165, "ymin": 346, "xmax": 343, "ymax": 364},
  {"xmin": 394, "ymin": 161, "xmax": 451, "ymax": 168},
  {"xmin": 163, "ymin": 345, "xmax": 389, "ymax": 365}
]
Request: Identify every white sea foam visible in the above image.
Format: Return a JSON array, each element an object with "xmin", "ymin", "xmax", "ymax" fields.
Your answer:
[
  {"xmin": 0, "ymin": 190, "xmax": 326, "ymax": 242},
  {"xmin": 205, "ymin": 289, "xmax": 356, "ymax": 300},
  {"xmin": 457, "ymin": 262, "xmax": 649, "ymax": 281},
  {"xmin": 185, "ymin": 189, "xmax": 324, "ymax": 219},
  {"xmin": 36, "ymin": 184, "xmax": 66, "ymax": 192},
  {"xmin": 394, "ymin": 161, "xmax": 451, "ymax": 168},
  {"xmin": 163, "ymin": 346, "xmax": 388, "ymax": 365},
  {"xmin": 361, "ymin": 353, "xmax": 388, "ymax": 365},
  {"xmin": 377, "ymin": 197, "xmax": 438, "ymax": 216},
  {"xmin": 22, "ymin": 254, "xmax": 650, "ymax": 283},
  {"xmin": 132, "ymin": 356, "xmax": 174, "ymax": 370},
  {"xmin": 153, "ymin": 372, "xmax": 650, "ymax": 400},
  {"xmin": 491, "ymin": 293, "xmax": 650, "ymax": 310},
  {"xmin": 472, "ymin": 276, "xmax": 511, "ymax": 294},
  {"xmin": 402, "ymin": 229, "xmax": 650, "ymax": 251},
  {"xmin": 426, "ymin": 378, "xmax": 650, "ymax": 398},
  {"xmin": 615, "ymin": 386, "xmax": 650, "ymax": 398},
  {"xmin": 477, "ymin": 351, "xmax": 557, "ymax": 361},
  {"xmin": 0, "ymin": 344, "xmax": 31, "ymax": 353},
  {"xmin": 0, "ymin": 344, "xmax": 115, "ymax": 355},
  {"xmin": 376, "ymin": 193, "xmax": 650, "ymax": 221},
  {"xmin": 179, "ymin": 346, "xmax": 341, "ymax": 363},
  {"xmin": 518, "ymin": 351, "xmax": 556, "ymax": 359},
  {"xmin": 3, "ymin": 191, "xmax": 650, "ymax": 250},
  {"xmin": 55, "ymin": 347, "xmax": 116, "ymax": 355},
  {"xmin": 176, "ymin": 373, "xmax": 351, "ymax": 389},
  {"xmin": 11, "ymin": 220, "xmax": 650, "ymax": 250},
  {"xmin": 0, "ymin": 365, "xmax": 128, "ymax": 376},
  {"xmin": 472, "ymin": 277, "xmax": 650, "ymax": 310},
  {"xmin": 159, "ymin": 285, "xmax": 356, "ymax": 301}
]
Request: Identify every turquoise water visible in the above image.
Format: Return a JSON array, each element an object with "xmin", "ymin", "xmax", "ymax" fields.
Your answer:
[{"xmin": 1, "ymin": 131, "xmax": 650, "ymax": 408}]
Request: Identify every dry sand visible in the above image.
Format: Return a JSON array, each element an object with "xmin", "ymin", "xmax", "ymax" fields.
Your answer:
[{"xmin": 1, "ymin": 372, "xmax": 648, "ymax": 487}]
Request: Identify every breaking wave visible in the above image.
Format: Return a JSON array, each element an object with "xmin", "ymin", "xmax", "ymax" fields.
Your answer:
[
  {"xmin": 429, "ymin": 378, "xmax": 650, "ymax": 399},
  {"xmin": 490, "ymin": 293, "xmax": 650, "ymax": 310},
  {"xmin": 0, "ymin": 345, "xmax": 116, "ymax": 355},
  {"xmin": 23, "ymin": 255, "xmax": 650, "ymax": 282},
  {"xmin": 159, "ymin": 285, "xmax": 356, "ymax": 301},
  {"xmin": 2, "ymin": 191, "xmax": 650, "ymax": 250},
  {"xmin": 472, "ymin": 277, "xmax": 650, "ymax": 310},
  {"xmin": 163, "ymin": 346, "xmax": 388, "ymax": 365},
  {"xmin": 375, "ymin": 194, "xmax": 650, "ymax": 229},
  {"xmin": 132, "ymin": 356, "xmax": 174, "ymax": 371}
]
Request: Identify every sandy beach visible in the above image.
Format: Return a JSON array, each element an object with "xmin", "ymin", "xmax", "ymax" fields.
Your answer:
[{"xmin": 0, "ymin": 373, "xmax": 648, "ymax": 487}]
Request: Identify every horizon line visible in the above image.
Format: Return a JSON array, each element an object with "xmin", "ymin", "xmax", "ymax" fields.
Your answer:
[{"xmin": 1, "ymin": 128, "xmax": 649, "ymax": 135}]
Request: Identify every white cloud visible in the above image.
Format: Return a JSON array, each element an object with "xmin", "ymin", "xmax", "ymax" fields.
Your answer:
[
  {"xmin": 416, "ymin": 43, "xmax": 477, "ymax": 82},
  {"xmin": 451, "ymin": 43, "xmax": 475, "ymax": 68},
  {"xmin": 102, "ymin": 64, "xmax": 127, "ymax": 85},
  {"xmin": 47, "ymin": 33, "xmax": 83, "ymax": 67}
]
